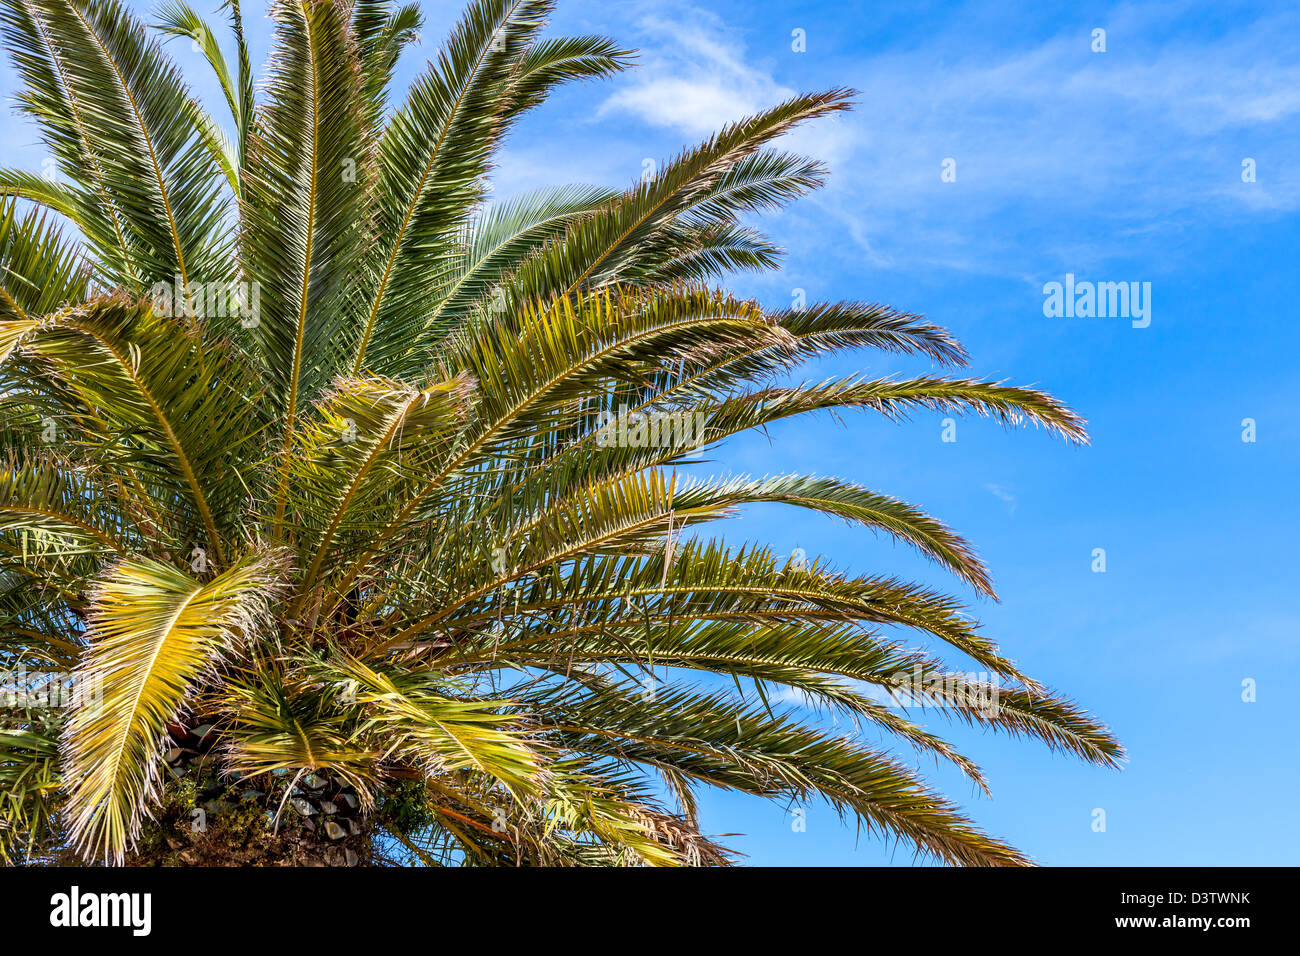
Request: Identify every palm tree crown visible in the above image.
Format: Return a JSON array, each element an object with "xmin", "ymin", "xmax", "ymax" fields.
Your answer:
[{"xmin": 0, "ymin": 0, "xmax": 1121, "ymax": 866}]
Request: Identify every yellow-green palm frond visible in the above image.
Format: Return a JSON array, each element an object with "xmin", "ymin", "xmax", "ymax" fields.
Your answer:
[
  {"xmin": 218, "ymin": 669, "xmax": 380, "ymax": 802},
  {"xmin": 536, "ymin": 759, "xmax": 730, "ymax": 866},
  {"xmin": 61, "ymin": 550, "xmax": 289, "ymax": 863},
  {"xmin": 288, "ymin": 373, "xmax": 477, "ymax": 601},
  {"xmin": 322, "ymin": 653, "xmax": 543, "ymax": 796}
]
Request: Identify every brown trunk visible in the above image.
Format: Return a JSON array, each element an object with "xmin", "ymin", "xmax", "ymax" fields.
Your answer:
[
  {"xmin": 129, "ymin": 766, "xmax": 371, "ymax": 866},
  {"xmin": 130, "ymin": 808, "xmax": 371, "ymax": 866}
]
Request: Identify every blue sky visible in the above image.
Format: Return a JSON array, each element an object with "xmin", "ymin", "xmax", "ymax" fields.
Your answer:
[{"xmin": 4, "ymin": 0, "xmax": 1297, "ymax": 865}]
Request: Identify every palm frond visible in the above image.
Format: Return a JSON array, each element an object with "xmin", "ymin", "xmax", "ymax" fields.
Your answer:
[
  {"xmin": 152, "ymin": 0, "xmax": 243, "ymax": 191},
  {"xmin": 535, "ymin": 679, "xmax": 1031, "ymax": 866},
  {"xmin": 242, "ymin": 0, "xmax": 376, "ymax": 531},
  {"xmin": 219, "ymin": 668, "xmax": 380, "ymax": 800},
  {"xmin": 288, "ymin": 373, "xmax": 476, "ymax": 603},
  {"xmin": 506, "ymin": 89, "xmax": 852, "ymax": 307},
  {"xmin": 1, "ymin": 297, "xmax": 267, "ymax": 558},
  {"xmin": 0, "ymin": 714, "xmax": 63, "ymax": 863},
  {"xmin": 352, "ymin": 0, "xmax": 553, "ymax": 374},
  {"xmin": 2, "ymin": 0, "xmax": 231, "ymax": 290},
  {"xmin": 62, "ymin": 550, "xmax": 287, "ymax": 863},
  {"xmin": 324, "ymin": 653, "xmax": 543, "ymax": 796},
  {"xmin": 0, "ymin": 194, "xmax": 89, "ymax": 321},
  {"xmin": 503, "ymin": 33, "xmax": 634, "ymax": 118}
]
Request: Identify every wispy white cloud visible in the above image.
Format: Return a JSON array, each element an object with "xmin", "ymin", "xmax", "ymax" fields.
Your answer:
[
  {"xmin": 597, "ymin": 7, "xmax": 793, "ymax": 137},
  {"xmin": 594, "ymin": 2, "xmax": 855, "ymax": 163},
  {"xmin": 986, "ymin": 484, "xmax": 1018, "ymax": 514},
  {"xmin": 590, "ymin": 0, "xmax": 1300, "ymax": 279}
]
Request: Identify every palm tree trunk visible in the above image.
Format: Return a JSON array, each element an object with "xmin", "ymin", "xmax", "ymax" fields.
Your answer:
[{"xmin": 128, "ymin": 766, "xmax": 369, "ymax": 866}]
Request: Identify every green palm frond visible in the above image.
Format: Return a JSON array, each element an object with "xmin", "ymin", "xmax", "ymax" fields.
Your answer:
[
  {"xmin": 641, "ymin": 221, "xmax": 784, "ymax": 283},
  {"xmin": 412, "ymin": 539, "xmax": 1035, "ymax": 683},
  {"xmin": 0, "ymin": 453, "xmax": 129, "ymax": 555},
  {"xmin": 413, "ymin": 184, "xmax": 618, "ymax": 350},
  {"xmin": 152, "ymin": 0, "xmax": 245, "ymax": 191},
  {"xmin": 353, "ymin": 0, "xmax": 422, "ymax": 127},
  {"xmin": 702, "ymin": 375, "xmax": 1089, "ymax": 445},
  {"xmin": 1, "ymin": 0, "xmax": 232, "ymax": 290},
  {"xmin": 0, "ymin": 194, "xmax": 89, "ymax": 321},
  {"xmin": 0, "ymin": 168, "xmax": 86, "ymax": 222},
  {"xmin": 671, "ymin": 473, "xmax": 996, "ymax": 595},
  {"xmin": 0, "ymin": 714, "xmax": 63, "ymax": 864},
  {"xmin": 352, "ymin": 0, "xmax": 553, "ymax": 375},
  {"xmin": 243, "ymin": 0, "xmax": 376, "ymax": 497},
  {"xmin": 536, "ymin": 759, "xmax": 728, "ymax": 866},
  {"xmin": 505, "ymin": 89, "xmax": 852, "ymax": 308},
  {"xmin": 535, "ymin": 679, "xmax": 1030, "ymax": 866},
  {"xmin": 0, "ymin": 0, "xmax": 139, "ymax": 284},
  {"xmin": 503, "ymin": 34, "xmax": 633, "ymax": 119},
  {"xmin": 2, "ymin": 297, "xmax": 267, "ymax": 556}
]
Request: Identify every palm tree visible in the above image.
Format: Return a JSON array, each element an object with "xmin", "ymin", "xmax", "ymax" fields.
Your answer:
[{"xmin": 0, "ymin": 0, "xmax": 1121, "ymax": 867}]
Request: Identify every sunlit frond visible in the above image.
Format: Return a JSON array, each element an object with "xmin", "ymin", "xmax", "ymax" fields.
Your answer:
[{"xmin": 62, "ymin": 551, "xmax": 288, "ymax": 863}]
